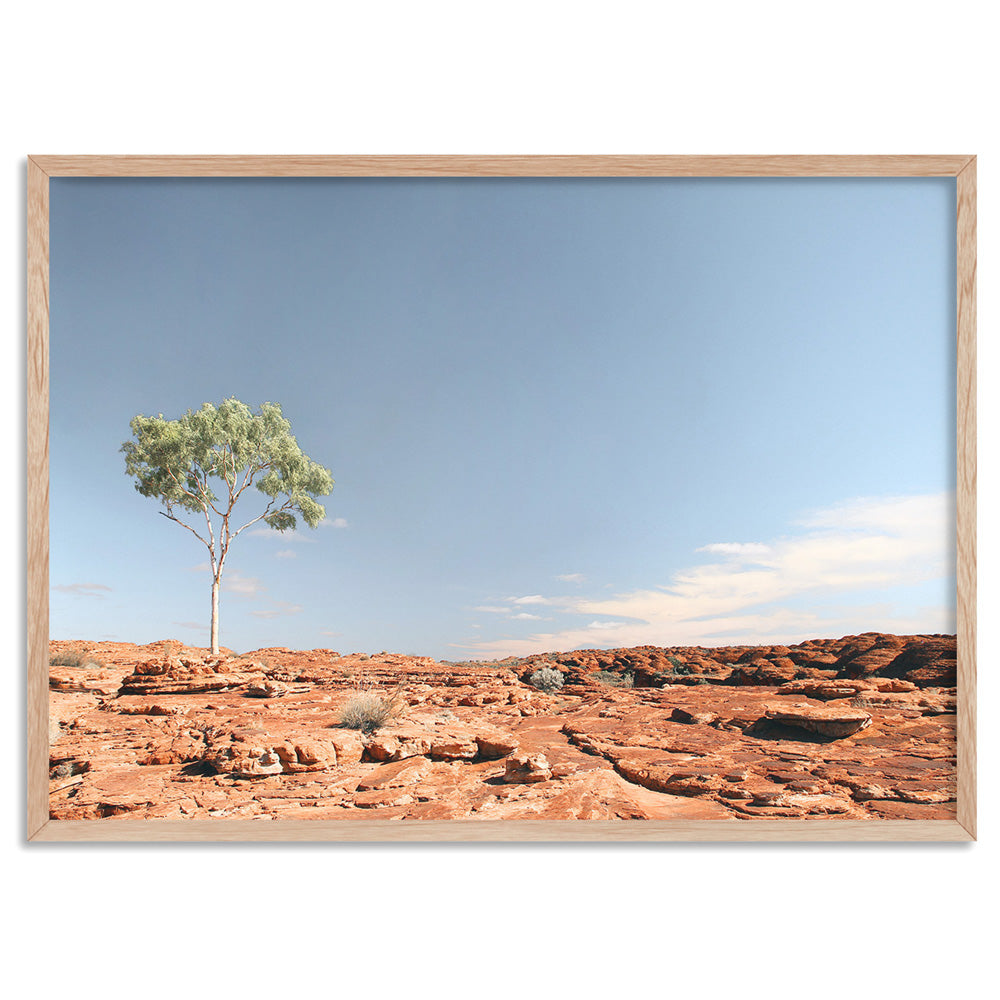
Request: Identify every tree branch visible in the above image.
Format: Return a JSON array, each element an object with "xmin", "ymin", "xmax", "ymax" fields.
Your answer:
[
  {"xmin": 162, "ymin": 464, "xmax": 222, "ymax": 558},
  {"xmin": 159, "ymin": 510, "xmax": 211, "ymax": 550},
  {"xmin": 230, "ymin": 496, "xmax": 294, "ymax": 542},
  {"xmin": 163, "ymin": 464, "xmax": 202, "ymax": 506},
  {"xmin": 232, "ymin": 455, "xmax": 270, "ymax": 506},
  {"xmin": 200, "ymin": 489, "xmax": 217, "ymax": 560},
  {"xmin": 217, "ymin": 442, "xmax": 233, "ymax": 500},
  {"xmin": 200, "ymin": 465, "xmax": 225, "ymax": 518}
]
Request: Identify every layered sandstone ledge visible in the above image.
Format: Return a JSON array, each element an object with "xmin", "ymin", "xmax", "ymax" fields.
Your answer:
[{"xmin": 47, "ymin": 633, "xmax": 957, "ymax": 822}]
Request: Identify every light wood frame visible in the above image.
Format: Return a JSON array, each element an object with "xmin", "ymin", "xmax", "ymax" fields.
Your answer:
[{"xmin": 27, "ymin": 155, "xmax": 977, "ymax": 842}]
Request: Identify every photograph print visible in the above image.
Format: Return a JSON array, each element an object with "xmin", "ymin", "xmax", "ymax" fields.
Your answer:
[{"xmin": 44, "ymin": 171, "xmax": 960, "ymax": 827}]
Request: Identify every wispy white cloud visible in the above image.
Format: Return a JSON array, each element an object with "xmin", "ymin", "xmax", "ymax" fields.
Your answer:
[
  {"xmin": 696, "ymin": 542, "xmax": 772, "ymax": 559},
  {"xmin": 320, "ymin": 517, "xmax": 349, "ymax": 529},
  {"xmin": 53, "ymin": 582, "xmax": 111, "ymax": 597},
  {"xmin": 474, "ymin": 602, "xmax": 549, "ymax": 621},
  {"xmin": 172, "ymin": 620, "xmax": 208, "ymax": 632},
  {"xmin": 508, "ymin": 595, "xmax": 552, "ymax": 606},
  {"xmin": 223, "ymin": 572, "xmax": 266, "ymax": 597},
  {"xmin": 556, "ymin": 573, "xmax": 585, "ymax": 583},
  {"xmin": 459, "ymin": 492, "xmax": 955, "ymax": 658},
  {"xmin": 319, "ymin": 628, "xmax": 343, "ymax": 638},
  {"xmin": 795, "ymin": 494, "xmax": 945, "ymax": 533},
  {"xmin": 247, "ymin": 528, "xmax": 314, "ymax": 543},
  {"xmin": 275, "ymin": 549, "xmax": 297, "ymax": 559},
  {"xmin": 250, "ymin": 601, "xmax": 303, "ymax": 620}
]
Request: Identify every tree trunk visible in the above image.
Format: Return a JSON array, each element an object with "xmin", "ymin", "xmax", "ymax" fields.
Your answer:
[{"xmin": 210, "ymin": 576, "xmax": 220, "ymax": 655}]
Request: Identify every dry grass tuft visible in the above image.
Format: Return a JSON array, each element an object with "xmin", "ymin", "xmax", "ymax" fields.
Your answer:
[
  {"xmin": 337, "ymin": 689, "xmax": 402, "ymax": 733},
  {"xmin": 592, "ymin": 669, "xmax": 634, "ymax": 688},
  {"xmin": 336, "ymin": 662, "xmax": 405, "ymax": 733},
  {"xmin": 49, "ymin": 644, "xmax": 103, "ymax": 670}
]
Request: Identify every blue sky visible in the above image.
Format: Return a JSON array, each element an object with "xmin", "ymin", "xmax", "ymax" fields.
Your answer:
[{"xmin": 49, "ymin": 177, "xmax": 956, "ymax": 659}]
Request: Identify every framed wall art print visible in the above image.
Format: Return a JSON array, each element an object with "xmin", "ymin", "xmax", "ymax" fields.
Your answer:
[{"xmin": 27, "ymin": 155, "xmax": 976, "ymax": 842}]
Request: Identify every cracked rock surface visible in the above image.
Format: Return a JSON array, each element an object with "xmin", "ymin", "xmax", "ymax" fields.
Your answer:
[{"xmin": 47, "ymin": 634, "xmax": 957, "ymax": 822}]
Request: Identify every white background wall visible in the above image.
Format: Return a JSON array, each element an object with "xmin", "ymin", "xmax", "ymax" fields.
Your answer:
[{"xmin": 3, "ymin": 4, "xmax": 994, "ymax": 996}]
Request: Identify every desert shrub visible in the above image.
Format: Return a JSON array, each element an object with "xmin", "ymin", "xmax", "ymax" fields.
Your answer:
[
  {"xmin": 593, "ymin": 669, "xmax": 634, "ymax": 688},
  {"xmin": 49, "ymin": 646, "xmax": 102, "ymax": 669},
  {"xmin": 654, "ymin": 669, "xmax": 703, "ymax": 687},
  {"xmin": 49, "ymin": 651, "xmax": 84, "ymax": 667},
  {"xmin": 528, "ymin": 666, "xmax": 564, "ymax": 692},
  {"xmin": 336, "ymin": 690, "xmax": 401, "ymax": 733}
]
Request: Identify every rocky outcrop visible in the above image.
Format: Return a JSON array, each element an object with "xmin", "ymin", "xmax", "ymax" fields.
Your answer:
[
  {"xmin": 47, "ymin": 635, "xmax": 958, "ymax": 822},
  {"xmin": 761, "ymin": 704, "xmax": 873, "ymax": 739},
  {"xmin": 503, "ymin": 753, "xmax": 552, "ymax": 783},
  {"xmin": 118, "ymin": 655, "xmax": 269, "ymax": 696},
  {"xmin": 508, "ymin": 633, "xmax": 957, "ymax": 690}
]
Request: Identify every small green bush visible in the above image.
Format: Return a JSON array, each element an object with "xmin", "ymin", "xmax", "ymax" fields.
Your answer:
[
  {"xmin": 528, "ymin": 666, "xmax": 564, "ymax": 692},
  {"xmin": 336, "ymin": 690, "xmax": 401, "ymax": 733}
]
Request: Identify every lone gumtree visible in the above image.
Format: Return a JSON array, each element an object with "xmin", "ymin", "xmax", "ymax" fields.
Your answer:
[{"xmin": 122, "ymin": 398, "xmax": 334, "ymax": 654}]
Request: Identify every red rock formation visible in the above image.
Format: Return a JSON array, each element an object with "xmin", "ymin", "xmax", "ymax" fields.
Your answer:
[
  {"xmin": 47, "ymin": 634, "xmax": 958, "ymax": 822},
  {"xmin": 761, "ymin": 704, "xmax": 873, "ymax": 739},
  {"xmin": 509, "ymin": 633, "xmax": 956, "ymax": 690}
]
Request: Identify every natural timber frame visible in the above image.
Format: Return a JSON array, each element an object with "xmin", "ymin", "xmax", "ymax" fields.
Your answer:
[{"xmin": 27, "ymin": 155, "xmax": 977, "ymax": 842}]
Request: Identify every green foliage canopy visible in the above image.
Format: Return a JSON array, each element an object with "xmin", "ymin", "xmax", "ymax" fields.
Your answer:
[{"xmin": 122, "ymin": 398, "xmax": 333, "ymax": 540}]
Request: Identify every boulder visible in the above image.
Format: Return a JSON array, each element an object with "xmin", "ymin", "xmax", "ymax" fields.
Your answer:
[
  {"xmin": 503, "ymin": 753, "xmax": 552, "ymax": 783},
  {"xmin": 763, "ymin": 704, "xmax": 873, "ymax": 739}
]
